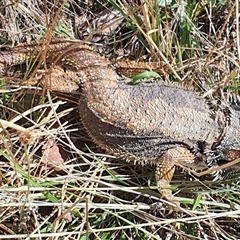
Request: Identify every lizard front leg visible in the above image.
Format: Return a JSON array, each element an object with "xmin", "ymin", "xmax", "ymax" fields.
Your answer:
[{"xmin": 155, "ymin": 147, "xmax": 195, "ymax": 204}]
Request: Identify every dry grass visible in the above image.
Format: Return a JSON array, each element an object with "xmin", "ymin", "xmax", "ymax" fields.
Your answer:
[{"xmin": 0, "ymin": 0, "xmax": 240, "ymax": 239}]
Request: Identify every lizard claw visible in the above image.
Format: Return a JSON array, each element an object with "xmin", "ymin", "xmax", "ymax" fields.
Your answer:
[{"xmin": 159, "ymin": 188, "xmax": 180, "ymax": 212}]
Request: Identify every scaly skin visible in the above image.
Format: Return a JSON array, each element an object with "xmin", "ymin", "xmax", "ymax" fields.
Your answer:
[
  {"xmin": 0, "ymin": 38, "xmax": 170, "ymax": 81},
  {"xmin": 1, "ymin": 40, "xmax": 240, "ymax": 204}
]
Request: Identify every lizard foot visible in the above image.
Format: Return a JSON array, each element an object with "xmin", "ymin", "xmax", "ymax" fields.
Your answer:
[
  {"xmin": 159, "ymin": 188, "xmax": 180, "ymax": 211},
  {"xmin": 154, "ymin": 147, "xmax": 195, "ymax": 211},
  {"xmin": 150, "ymin": 189, "xmax": 180, "ymax": 216}
]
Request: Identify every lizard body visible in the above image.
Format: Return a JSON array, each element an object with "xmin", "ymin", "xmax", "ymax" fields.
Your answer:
[{"xmin": 1, "ymin": 40, "xmax": 240, "ymax": 201}]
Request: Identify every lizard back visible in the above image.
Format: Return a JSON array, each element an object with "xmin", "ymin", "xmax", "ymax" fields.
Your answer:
[{"xmin": 79, "ymin": 75, "xmax": 222, "ymax": 164}]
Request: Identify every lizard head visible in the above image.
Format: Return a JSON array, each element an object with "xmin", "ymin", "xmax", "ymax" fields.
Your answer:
[{"xmin": 209, "ymin": 94, "xmax": 240, "ymax": 180}]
